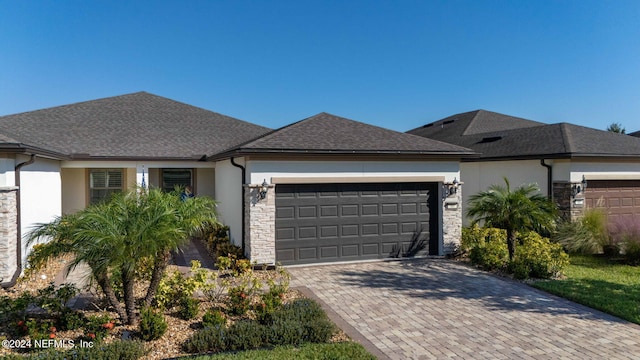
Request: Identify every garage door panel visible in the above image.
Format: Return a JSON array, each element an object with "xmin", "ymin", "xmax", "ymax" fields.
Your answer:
[
  {"xmin": 382, "ymin": 223, "xmax": 399, "ymax": 234},
  {"xmin": 320, "ymin": 205, "xmax": 338, "ymax": 217},
  {"xmin": 585, "ymin": 180, "xmax": 640, "ymax": 224},
  {"xmin": 276, "ymin": 207, "xmax": 295, "ymax": 219},
  {"xmin": 320, "ymin": 225, "xmax": 338, "ymax": 238},
  {"xmin": 341, "ymin": 205, "xmax": 359, "ymax": 216},
  {"xmin": 320, "ymin": 246, "xmax": 338, "ymax": 258},
  {"xmin": 275, "ymin": 182, "xmax": 437, "ymax": 265},
  {"xmin": 298, "ymin": 248, "xmax": 317, "ymax": 260},
  {"xmin": 362, "ymin": 223, "xmax": 379, "ymax": 235}
]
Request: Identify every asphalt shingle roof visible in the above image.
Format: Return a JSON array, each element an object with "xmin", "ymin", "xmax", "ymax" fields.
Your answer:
[
  {"xmin": 0, "ymin": 92, "xmax": 272, "ymax": 159},
  {"xmin": 217, "ymin": 112, "xmax": 475, "ymax": 157},
  {"xmin": 408, "ymin": 110, "xmax": 640, "ymax": 159}
]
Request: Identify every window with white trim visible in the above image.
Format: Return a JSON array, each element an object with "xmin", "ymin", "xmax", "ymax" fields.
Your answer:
[
  {"xmin": 161, "ymin": 169, "xmax": 193, "ymax": 192},
  {"xmin": 89, "ymin": 169, "xmax": 123, "ymax": 204}
]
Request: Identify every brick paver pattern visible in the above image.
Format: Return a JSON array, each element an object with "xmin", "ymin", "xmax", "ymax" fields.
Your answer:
[{"xmin": 289, "ymin": 259, "xmax": 640, "ymax": 360}]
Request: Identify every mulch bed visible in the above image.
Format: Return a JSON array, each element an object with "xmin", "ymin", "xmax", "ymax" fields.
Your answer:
[{"xmin": 1, "ymin": 262, "xmax": 349, "ymax": 360}]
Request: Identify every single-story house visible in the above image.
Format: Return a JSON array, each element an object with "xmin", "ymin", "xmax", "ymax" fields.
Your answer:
[
  {"xmin": 0, "ymin": 92, "xmax": 474, "ymax": 286},
  {"xmin": 407, "ymin": 110, "xmax": 640, "ymax": 224}
]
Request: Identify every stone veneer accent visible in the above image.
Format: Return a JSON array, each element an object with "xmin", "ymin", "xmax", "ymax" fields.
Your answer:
[
  {"xmin": 244, "ymin": 183, "xmax": 276, "ymax": 264},
  {"xmin": 0, "ymin": 187, "xmax": 18, "ymax": 285},
  {"xmin": 442, "ymin": 185, "xmax": 462, "ymax": 254},
  {"xmin": 553, "ymin": 181, "xmax": 584, "ymax": 221}
]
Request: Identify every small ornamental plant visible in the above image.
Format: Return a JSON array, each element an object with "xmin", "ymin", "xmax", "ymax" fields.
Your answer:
[{"xmin": 227, "ymin": 286, "xmax": 251, "ymax": 316}]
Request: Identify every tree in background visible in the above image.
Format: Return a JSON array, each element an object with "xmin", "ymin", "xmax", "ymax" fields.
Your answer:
[{"xmin": 607, "ymin": 122, "xmax": 626, "ymax": 134}]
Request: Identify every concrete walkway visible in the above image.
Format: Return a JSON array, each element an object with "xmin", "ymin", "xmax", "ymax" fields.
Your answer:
[{"xmin": 289, "ymin": 259, "xmax": 640, "ymax": 360}]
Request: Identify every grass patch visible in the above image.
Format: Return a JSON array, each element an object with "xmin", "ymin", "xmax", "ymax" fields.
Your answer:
[
  {"xmin": 181, "ymin": 342, "xmax": 375, "ymax": 360},
  {"xmin": 532, "ymin": 255, "xmax": 640, "ymax": 324}
]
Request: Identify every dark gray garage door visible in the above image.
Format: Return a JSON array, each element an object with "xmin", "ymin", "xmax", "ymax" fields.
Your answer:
[{"xmin": 275, "ymin": 182, "xmax": 438, "ymax": 265}]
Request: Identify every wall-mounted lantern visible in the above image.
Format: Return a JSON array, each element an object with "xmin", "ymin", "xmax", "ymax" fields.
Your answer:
[
  {"xmin": 259, "ymin": 179, "xmax": 269, "ymax": 200},
  {"xmin": 572, "ymin": 175, "xmax": 588, "ymax": 198},
  {"xmin": 442, "ymin": 178, "xmax": 459, "ymax": 201}
]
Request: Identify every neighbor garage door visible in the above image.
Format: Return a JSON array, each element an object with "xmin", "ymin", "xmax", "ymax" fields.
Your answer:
[
  {"xmin": 585, "ymin": 180, "xmax": 640, "ymax": 222},
  {"xmin": 275, "ymin": 182, "xmax": 438, "ymax": 265}
]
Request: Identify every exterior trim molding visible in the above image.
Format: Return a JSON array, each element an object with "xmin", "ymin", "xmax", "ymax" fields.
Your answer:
[{"xmin": 271, "ymin": 176, "xmax": 446, "ymax": 184}]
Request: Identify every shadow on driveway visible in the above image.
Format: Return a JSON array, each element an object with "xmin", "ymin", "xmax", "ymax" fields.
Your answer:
[{"xmin": 326, "ymin": 258, "xmax": 628, "ymax": 323}]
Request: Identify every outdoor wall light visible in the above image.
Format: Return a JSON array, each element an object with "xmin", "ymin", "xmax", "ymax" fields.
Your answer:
[
  {"xmin": 571, "ymin": 175, "xmax": 588, "ymax": 198},
  {"xmin": 442, "ymin": 178, "xmax": 459, "ymax": 200},
  {"xmin": 259, "ymin": 179, "xmax": 269, "ymax": 200}
]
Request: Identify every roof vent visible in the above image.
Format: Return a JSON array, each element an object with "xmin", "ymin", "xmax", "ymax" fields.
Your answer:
[
  {"xmin": 422, "ymin": 123, "xmax": 434, "ymax": 128},
  {"xmin": 443, "ymin": 120, "xmax": 455, "ymax": 125},
  {"xmin": 478, "ymin": 136, "xmax": 502, "ymax": 143}
]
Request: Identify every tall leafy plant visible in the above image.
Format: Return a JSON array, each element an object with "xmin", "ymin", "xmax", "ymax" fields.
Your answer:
[
  {"xmin": 467, "ymin": 177, "xmax": 558, "ymax": 260},
  {"xmin": 27, "ymin": 186, "xmax": 218, "ymax": 325}
]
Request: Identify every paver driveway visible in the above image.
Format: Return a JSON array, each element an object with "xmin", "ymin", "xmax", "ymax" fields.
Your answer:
[{"xmin": 288, "ymin": 258, "xmax": 640, "ymax": 360}]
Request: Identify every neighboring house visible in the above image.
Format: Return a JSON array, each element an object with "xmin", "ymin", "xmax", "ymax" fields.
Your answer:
[
  {"xmin": 630, "ymin": 130, "xmax": 640, "ymax": 137},
  {"xmin": 0, "ymin": 92, "xmax": 474, "ymax": 286},
  {"xmin": 408, "ymin": 110, "xmax": 640, "ymax": 225}
]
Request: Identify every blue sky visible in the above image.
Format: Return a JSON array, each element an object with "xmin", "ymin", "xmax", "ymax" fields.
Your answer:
[{"xmin": 1, "ymin": 0, "xmax": 639, "ymax": 132}]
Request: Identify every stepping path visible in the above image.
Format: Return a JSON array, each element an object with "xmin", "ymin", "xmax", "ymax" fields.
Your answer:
[{"xmin": 289, "ymin": 259, "xmax": 640, "ymax": 360}]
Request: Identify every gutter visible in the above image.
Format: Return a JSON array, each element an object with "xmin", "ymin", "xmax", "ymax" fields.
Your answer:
[
  {"xmin": 229, "ymin": 157, "xmax": 246, "ymax": 255},
  {"xmin": 2, "ymin": 154, "xmax": 36, "ymax": 288},
  {"xmin": 540, "ymin": 159, "xmax": 553, "ymax": 200}
]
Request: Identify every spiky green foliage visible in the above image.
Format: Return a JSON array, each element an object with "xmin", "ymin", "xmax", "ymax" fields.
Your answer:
[
  {"xmin": 26, "ymin": 186, "xmax": 218, "ymax": 325},
  {"xmin": 467, "ymin": 177, "xmax": 558, "ymax": 260}
]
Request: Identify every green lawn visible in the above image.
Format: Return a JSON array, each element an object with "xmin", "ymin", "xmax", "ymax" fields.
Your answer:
[
  {"xmin": 181, "ymin": 342, "xmax": 376, "ymax": 360},
  {"xmin": 532, "ymin": 255, "xmax": 640, "ymax": 324}
]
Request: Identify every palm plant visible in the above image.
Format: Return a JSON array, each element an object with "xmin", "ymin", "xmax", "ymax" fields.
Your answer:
[
  {"xmin": 467, "ymin": 178, "xmax": 557, "ymax": 261},
  {"xmin": 27, "ymin": 186, "xmax": 218, "ymax": 325}
]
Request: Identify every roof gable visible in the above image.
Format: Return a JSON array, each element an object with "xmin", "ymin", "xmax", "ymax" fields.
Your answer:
[
  {"xmin": 221, "ymin": 112, "xmax": 474, "ymax": 156},
  {"xmin": 0, "ymin": 92, "xmax": 272, "ymax": 159}
]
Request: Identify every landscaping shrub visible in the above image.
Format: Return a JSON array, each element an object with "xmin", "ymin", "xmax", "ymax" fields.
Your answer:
[
  {"xmin": 84, "ymin": 314, "xmax": 114, "ymax": 342},
  {"xmin": 554, "ymin": 208, "xmax": 610, "ymax": 254},
  {"xmin": 609, "ymin": 217, "xmax": 640, "ymax": 264},
  {"xmin": 266, "ymin": 318, "xmax": 305, "ymax": 346},
  {"xmin": 155, "ymin": 260, "xmax": 209, "ymax": 309},
  {"xmin": 255, "ymin": 291, "xmax": 284, "ymax": 324},
  {"xmin": 202, "ymin": 308, "xmax": 227, "ymax": 328},
  {"xmin": 183, "ymin": 298, "xmax": 336, "ymax": 354},
  {"xmin": 226, "ymin": 320, "xmax": 266, "ymax": 351},
  {"xmin": 464, "ymin": 226, "xmax": 509, "ymax": 271},
  {"xmin": 510, "ymin": 232, "xmax": 569, "ymax": 279},
  {"xmin": 226, "ymin": 285, "xmax": 252, "ymax": 316},
  {"xmin": 183, "ymin": 324, "xmax": 227, "ymax": 354},
  {"xmin": 139, "ymin": 307, "xmax": 168, "ymax": 341},
  {"xmin": 178, "ymin": 295, "xmax": 200, "ymax": 320},
  {"xmin": 59, "ymin": 309, "xmax": 85, "ymax": 331},
  {"xmin": 3, "ymin": 340, "xmax": 147, "ymax": 360},
  {"xmin": 303, "ymin": 317, "xmax": 336, "ymax": 343},
  {"xmin": 274, "ymin": 298, "xmax": 326, "ymax": 323}
]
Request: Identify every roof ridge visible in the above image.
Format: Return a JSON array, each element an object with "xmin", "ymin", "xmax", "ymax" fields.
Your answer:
[
  {"xmin": 215, "ymin": 112, "xmax": 327, "ymax": 153},
  {"xmin": 557, "ymin": 123, "xmax": 573, "ymax": 153},
  {"xmin": 460, "ymin": 110, "xmax": 483, "ymax": 136},
  {"xmin": 0, "ymin": 91, "xmax": 149, "ymax": 118}
]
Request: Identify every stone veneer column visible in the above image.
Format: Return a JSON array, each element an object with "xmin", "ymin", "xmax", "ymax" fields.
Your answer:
[
  {"xmin": 244, "ymin": 183, "xmax": 276, "ymax": 264},
  {"xmin": 0, "ymin": 187, "xmax": 18, "ymax": 285},
  {"xmin": 442, "ymin": 185, "xmax": 462, "ymax": 254},
  {"xmin": 553, "ymin": 181, "xmax": 584, "ymax": 221}
]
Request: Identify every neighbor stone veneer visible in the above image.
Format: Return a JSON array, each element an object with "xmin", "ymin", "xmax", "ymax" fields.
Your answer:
[
  {"xmin": 442, "ymin": 186, "xmax": 462, "ymax": 254},
  {"xmin": 244, "ymin": 183, "xmax": 276, "ymax": 264},
  {"xmin": 553, "ymin": 181, "xmax": 584, "ymax": 221},
  {"xmin": 0, "ymin": 187, "xmax": 18, "ymax": 285}
]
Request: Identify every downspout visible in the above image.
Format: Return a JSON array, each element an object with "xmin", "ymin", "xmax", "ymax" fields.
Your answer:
[
  {"xmin": 230, "ymin": 157, "xmax": 246, "ymax": 255},
  {"xmin": 2, "ymin": 154, "xmax": 36, "ymax": 288},
  {"xmin": 540, "ymin": 159, "xmax": 552, "ymax": 200}
]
